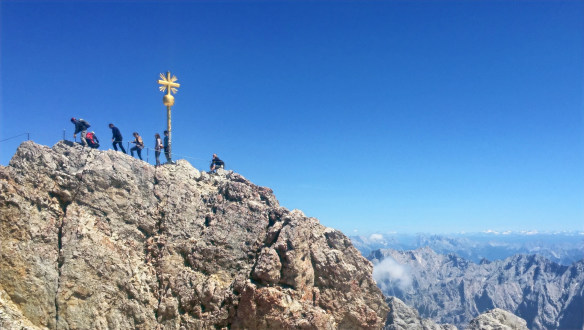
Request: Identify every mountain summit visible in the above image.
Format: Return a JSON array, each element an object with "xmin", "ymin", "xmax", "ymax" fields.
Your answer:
[{"xmin": 0, "ymin": 141, "xmax": 389, "ymax": 329}]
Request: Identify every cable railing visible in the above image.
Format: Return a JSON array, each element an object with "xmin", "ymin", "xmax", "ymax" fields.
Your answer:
[
  {"xmin": 0, "ymin": 133, "xmax": 30, "ymax": 143},
  {"xmin": 122, "ymin": 141, "xmax": 209, "ymax": 164}
]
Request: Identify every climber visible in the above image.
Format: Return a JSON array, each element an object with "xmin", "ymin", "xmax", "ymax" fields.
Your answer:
[
  {"xmin": 109, "ymin": 123, "xmax": 126, "ymax": 153},
  {"xmin": 71, "ymin": 117, "xmax": 91, "ymax": 147},
  {"xmin": 130, "ymin": 132, "xmax": 144, "ymax": 160},
  {"xmin": 86, "ymin": 132, "xmax": 100, "ymax": 149},
  {"xmin": 209, "ymin": 154, "xmax": 224, "ymax": 173}
]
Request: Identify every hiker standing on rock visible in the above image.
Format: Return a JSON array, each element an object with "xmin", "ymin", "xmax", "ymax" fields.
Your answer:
[
  {"xmin": 154, "ymin": 133, "xmax": 163, "ymax": 166},
  {"xmin": 109, "ymin": 123, "xmax": 126, "ymax": 153},
  {"xmin": 130, "ymin": 132, "xmax": 144, "ymax": 160},
  {"xmin": 71, "ymin": 117, "xmax": 91, "ymax": 147},
  {"xmin": 163, "ymin": 130, "xmax": 173, "ymax": 164}
]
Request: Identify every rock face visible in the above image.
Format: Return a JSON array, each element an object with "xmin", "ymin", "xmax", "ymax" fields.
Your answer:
[
  {"xmin": 370, "ymin": 248, "xmax": 584, "ymax": 330},
  {"xmin": 468, "ymin": 308, "xmax": 528, "ymax": 330},
  {"xmin": 384, "ymin": 297, "xmax": 456, "ymax": 330},
  {"xmin": 0, "ymin": 141, "xmax": 389, "ymax": 329}
]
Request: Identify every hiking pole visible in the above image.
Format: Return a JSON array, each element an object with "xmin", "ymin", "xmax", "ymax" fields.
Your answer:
[
  {"xmin": 63, "ymin": 129, "xmax": 66, "ymax": 141},
  {"xmin": 27, "ymin": 133, "xmax": 30, "ymax": 141}
]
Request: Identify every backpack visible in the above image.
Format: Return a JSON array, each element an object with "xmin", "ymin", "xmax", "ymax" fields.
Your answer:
[
  {"xmin": 79, "ymin": 119, "xmax": 91, "ymax": 129},
  {"xmin": 136, "ymin": 137, "xmax": 144, "ymax": 149}
]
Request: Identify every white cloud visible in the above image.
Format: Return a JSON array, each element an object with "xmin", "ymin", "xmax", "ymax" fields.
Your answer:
[
  {"xmin": 520, "ymin": 230, "xmax": 539, "ymax": 235},
  {"xmin": 373, "ymin": 257, "xmax": 412, "ymax": 292},
  {"xmin": 369, "ymin": 233, "xmax": 383, "ymax": 241}
]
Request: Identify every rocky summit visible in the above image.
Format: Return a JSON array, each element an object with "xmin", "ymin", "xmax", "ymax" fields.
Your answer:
[{"xmin": 0, "ymin": 141, "xmax": 389, "ymax": 329}]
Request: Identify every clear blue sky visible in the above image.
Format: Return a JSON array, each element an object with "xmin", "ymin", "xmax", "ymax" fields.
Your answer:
[{"xmin": 1, "ymin": 0, "xmax": 583, "ymax": 234}]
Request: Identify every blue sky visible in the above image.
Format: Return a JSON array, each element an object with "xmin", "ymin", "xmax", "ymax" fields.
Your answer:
[{"xmin": 1, "ymin": 0, "xmax": 583, "ymax": 234}]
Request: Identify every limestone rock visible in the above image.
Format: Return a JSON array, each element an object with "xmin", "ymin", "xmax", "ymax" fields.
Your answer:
[
  {"xmin": 384, "ymin": 297, "xmax": 457, "ymax": 330},
  {"xmin": 0, "ymin": 141, "xmax": 389, "ymax": 329},
  {"xmin": 468, "ymin": 308, "xmax": 528, "ymax": 330}
]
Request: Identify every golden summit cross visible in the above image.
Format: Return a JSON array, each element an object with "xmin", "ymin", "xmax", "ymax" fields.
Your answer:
[
  {"xmin": 158, "ymin": 72, "xmax": 180, "ymax": 97},
  {"xmin": 157, "ymin": 71, "xmax": 180, "ymax": 162}
]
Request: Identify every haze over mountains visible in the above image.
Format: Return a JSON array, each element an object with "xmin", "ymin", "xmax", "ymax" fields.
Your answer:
[{"xmin": 351, "ymin": 231, "xmax": 584, "ymax": 265}]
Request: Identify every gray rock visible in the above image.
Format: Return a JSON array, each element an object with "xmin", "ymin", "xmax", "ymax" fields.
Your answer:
[
  {"xmin": 385, "ymin": 296, "xmax": 457, "ymax": 330},
  {"xmin": 0, "ymin": 141, "xmax": 389, "ymax": 329},
  {"xmin": 468, "ymin": 308, "xmax": 528, "ymax": 330}
]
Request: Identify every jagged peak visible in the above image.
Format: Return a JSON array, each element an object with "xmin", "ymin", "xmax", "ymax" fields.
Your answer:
[{"xmin": 0, "ymin": 140, "xmax": 389, "ymax": 329}]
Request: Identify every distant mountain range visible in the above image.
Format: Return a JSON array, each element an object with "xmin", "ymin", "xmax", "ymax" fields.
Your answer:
[
  {"xmin": 370, "ymin": 248, "xmax": 584, "ymax": 329},
  {"xmin": 350, "ymin": 232, "xmax": 584, "ymax": 265}
]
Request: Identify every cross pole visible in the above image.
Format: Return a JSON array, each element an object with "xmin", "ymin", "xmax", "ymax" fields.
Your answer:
[{"xmin": 157, "ymin": 71, "xmax": 180, "ymax": 161}]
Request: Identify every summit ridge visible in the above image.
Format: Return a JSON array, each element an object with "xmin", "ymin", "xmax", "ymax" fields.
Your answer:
[{"xmin": 0, "ymin": 141, "xmax": 388, "ymax": 329}]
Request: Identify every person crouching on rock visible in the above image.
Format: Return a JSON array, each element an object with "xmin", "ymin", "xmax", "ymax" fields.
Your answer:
[
  {"xmin": 86, "ymin": 131, "xmax": 100, "ymax": 149},
  {"xmin": 210, "ymin": 154, "xmax": 224, "ymax": 173},
  {"xmin": 130, "ymin": 132, "xmax": 144, "ymax": 160}
]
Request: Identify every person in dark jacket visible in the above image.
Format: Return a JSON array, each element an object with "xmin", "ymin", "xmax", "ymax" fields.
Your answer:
[
  {"xmin": 163, "ymin": 130, "xmax": 173, "ymax": 164},
  {"xmin": 109, "ymin": 123, "xmax": 126, "ymax": 153},
  {"xmin": 71, "ymin": 117, "xmax": 90, "ymax": 146},
  {"xmin": 210, "ymin": 154, "xmax": 224, "ymax": 173}
]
